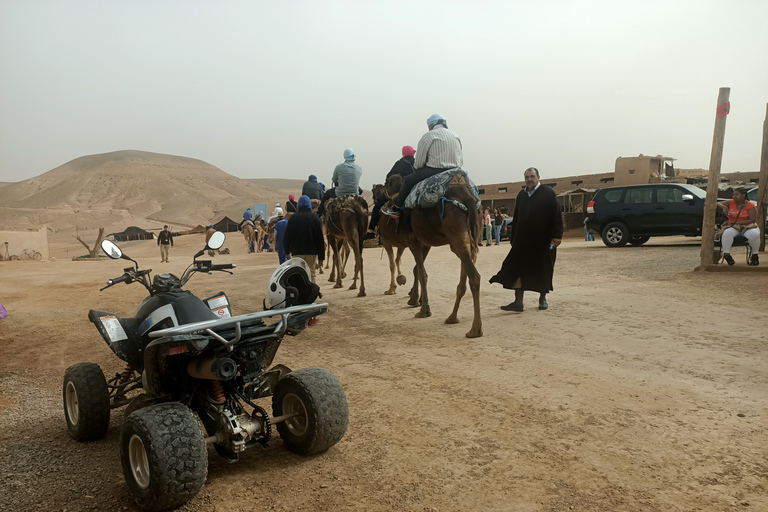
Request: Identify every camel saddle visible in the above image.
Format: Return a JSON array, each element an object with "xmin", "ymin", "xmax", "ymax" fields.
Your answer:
[
  {"xmin": 242, "ymin": 219, "xmax": 255, "ymax": 228},
  {"xmin": 403, "ymin": 168, "xmax": 481, "ymax": 210},
  {"xmin": 325, "ymin": 195, "xmax": 368, "ymax": 216}
]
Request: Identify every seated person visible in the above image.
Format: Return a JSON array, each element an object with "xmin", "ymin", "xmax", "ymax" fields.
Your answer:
[
  {"xmin": 717, "ymin": 187, "xmax": 760, "ymax": 266},
  {"xmin": 301, "ymin": 175, "xmax": 323, "ymax": 201},
  {"xmin": 332, "ymin": 148, "xmax": 363, "ymax": 197},
  {"xmin": 286, "ymin": 194, "xmax": 298, "ymax": 214},
  {"xmin": 384, "ymin": 114, "xmax": 463, "ymax": 218},
  {"xmin": 365, "ymin": 145, "xmax": 415, "ymax": 238}
]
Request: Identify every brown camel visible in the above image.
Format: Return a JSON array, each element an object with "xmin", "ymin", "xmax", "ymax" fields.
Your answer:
[
  {"xmin": 205, "ymin": 227, "xmax": 217, "ymax": 257},
  {"xmin": 324, "ymin": 195, "xmax": 368, "ymax": 296},
  {"xmin": 371, "ymin": 184, "xmax": 409, "ymax": 295},
  {"xmin": 385, "ymin": 172, "xmax": 483, "ymax": 338},
  {"xmin": 242, "ymin": 221, "xmax": 257, "ymax": 254}
]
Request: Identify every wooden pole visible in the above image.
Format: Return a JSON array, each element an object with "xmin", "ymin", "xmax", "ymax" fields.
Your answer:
[
  {"xmin": 699, "ymin": 88, "xmax": 730, "ymax": 268},
  {"xmin": 757, "ymin": 104, "xmax": 768, "ymax": 252}
]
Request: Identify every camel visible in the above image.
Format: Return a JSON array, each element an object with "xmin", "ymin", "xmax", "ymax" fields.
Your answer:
[
  {"xmin": 242, "ymin": 221, "xmax": 257, "ymax": 254},
  {"xmin": 385, "ymin": 172, "xmax": 483, "ymax": 338},
  {"xmin": 371, "ymin": 184, "xmax": 409, "ymax": 295},
  {"xmin": 205, "ymin": 227, "xmax": 217, "ymax": 257},
  {"xmin": 324, "ymin": 195, "xmax": 368, "ymax": 296}
]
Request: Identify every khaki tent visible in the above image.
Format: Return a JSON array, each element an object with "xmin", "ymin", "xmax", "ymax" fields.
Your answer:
[{"xmin": 111, "ymin": 226, "xmax": 155, "ymax": 241}]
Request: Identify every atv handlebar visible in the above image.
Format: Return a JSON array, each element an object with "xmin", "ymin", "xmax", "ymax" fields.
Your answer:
[
  {"xmin": 101, "ymin": 269, "xmax": 151, "ymax": 291},
  {"xmin": 210, "ymin": 263, "xmax": 236, "ymax": 271}
]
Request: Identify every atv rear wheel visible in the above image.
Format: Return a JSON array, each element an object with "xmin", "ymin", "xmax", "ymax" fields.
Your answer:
[
  {"xmin": 63, "ymin": 363, "xmax": 110, "ymax": 441},
  {"xmin": 272, "ymin": 367, "xmax": 349, "ymax": 455},
  {"xmin": 120, "ymin": 403, "xmax": 207, "ymax": 511}
]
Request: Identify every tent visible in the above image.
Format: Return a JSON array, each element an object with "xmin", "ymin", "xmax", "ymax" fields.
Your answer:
[
  {"xmin": 212, "ymin": 216, "xmax": 240, "ymax": 233},
  {"xmin": 111, "ymin": 226, "xmax": 155, "ymax": 241},
  {"xmin": 177, "ymin": 225, "xmax": 207, "ymax": 235}
]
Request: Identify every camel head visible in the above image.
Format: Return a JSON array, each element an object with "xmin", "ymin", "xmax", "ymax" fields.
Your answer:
[
  {"xmin": 372, "ymin": 184, "xmax": 386, "ymax": 202},
  {"xmin": 385, "ymin": 174, "xmax": 403, "ymax": 202}
]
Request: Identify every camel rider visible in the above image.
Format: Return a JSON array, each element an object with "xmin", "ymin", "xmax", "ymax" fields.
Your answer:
[
  {"xmin": 240, "ymin": 207, "xmax": 253, "ymax": 230},
  {"xmin": 365, "ymin": 145, "xmax": 416, "ymax": 239},
  {"xmin": 383, "ymin": 114, "xmax": 463, "ymax": 218},
  {"xmin": 302, "ymin": 175, "xmax": 323, "ymax": 201},
  {"xmin": 286, "ymin": 194, "xmax": 298, "ymax": 214},
  {"xmin": 317, "ymin": 148, "xmax": 363, "ymax": 217},
  {"xmin": 268, "ymin": 203, "xmax": 282, "ymax": 222}
]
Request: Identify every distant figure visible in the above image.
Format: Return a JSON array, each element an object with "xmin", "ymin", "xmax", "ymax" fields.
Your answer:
[
  {"xmin": 383, "ymin": 114, "xmax": 463, "ymax": 217},
  {"xmin": 717, "ymin": 187, "xmax": 760, "ymax": 266},
  {"xmin": 493, "ymin": 208, "xmax": 503, "ymax": 245},
  {"xmin": 483, "ymin": 208, "xmax": 493, "ymax": 246},
  {"xmin": 274, "ymin": 211, "xmax": 289, "ymax": 264},
  {"xmin": 268, "ymin": 203, "xmax": 282, "ymax": 222},
  {"xmin": 365, "ymin": 145, "xmax": 416, "ymax": 238},
  {"xmin": 583, "ymin": 216, "xmax": 595, "ymax": 242},
  {"xmin": 158, "ymin": 225, "xmax": 173, "ymax": 263},
  {"xmin": 283, "ymin": 195, "xmax": 325, "ymax": 282},
  {"xmin": 332, "ymin": 148, "xmax": 363, "ymax": 197},
  {"xmin": 286, "ymin": 194, "xmax": 298, "ymax": 214},
  {"xmin": 490, "ymin": 167, "xmax": 563, "ymax": 311},
  {"xmin": 240, "ymin": 207, "xmax": 253, "ymax": 230},
  {"xmin": 302, "ymin": 174, "xmax": 324, "ymax": 201}
]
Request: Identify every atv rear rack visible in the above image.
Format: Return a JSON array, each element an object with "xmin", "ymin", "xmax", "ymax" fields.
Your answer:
[{"xmin": 148, "ymin": 302, "xmax": 329, "ymax": 346}]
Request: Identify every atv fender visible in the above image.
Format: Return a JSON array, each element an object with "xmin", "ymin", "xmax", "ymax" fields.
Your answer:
[{"xmin": 142, "ymin": 335, "xmax": 210, "ymax": 396}]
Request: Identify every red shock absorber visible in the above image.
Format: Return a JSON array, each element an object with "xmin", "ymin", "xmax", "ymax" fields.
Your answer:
[
  {"xmin": 118, "ymin": 364, "xmax": 134, "ymax": 384},
  {"xmin": 208, "ymin": 380, "xmax": 226, "ymax": 403}
]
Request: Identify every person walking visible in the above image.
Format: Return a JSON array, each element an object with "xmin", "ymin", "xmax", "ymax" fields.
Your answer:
[
  {"xmin": 158, "ymin": 225, "xmax": 173, "ymax": 263},
  {"xmin": 489, "ymin": 167, "xmax": 563, "ymax": 311},
  {"xmin": 273, "ymin": 210, "xmax": 289, "ymax": 264},
  {"xmin": 483, "ymin": 208, "xmax": 493, "ymax": 246},
  {"xmin": 383, "ymin": 114, "xmax": 463, "ymax": 217},
  {"xmin": 284, "ymin": 195, "xmax": 325, "ymax": 282},
  {"xmin": 493, "ymin": 208, "xmax": 503, "ymax": 245},
  {"xmin": 301, "ymin": 175, "xmax": 324, "ymax": 201},
  {"xmin": 583, "ymin": 216, "xmax": 595, "ymax": 241}
]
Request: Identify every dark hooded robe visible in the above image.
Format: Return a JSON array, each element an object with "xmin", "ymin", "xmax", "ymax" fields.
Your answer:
[{"xmin": 489, "ymin": 184, "xmax": 563, "ymax": 293}]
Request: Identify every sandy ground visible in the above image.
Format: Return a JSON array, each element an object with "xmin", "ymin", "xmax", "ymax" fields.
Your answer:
[{"xmin": 1, "ymin": 233, "xmax": 766, "ymax": 512}]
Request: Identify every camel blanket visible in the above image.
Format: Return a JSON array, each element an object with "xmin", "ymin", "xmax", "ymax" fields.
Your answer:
[
  {"xmin": 404, "ymin": 168, "xmax": 481, "ymax": 210},
  {"xmin": 325, "ymin": 195, "xmax": 368, "ymax": 216}
]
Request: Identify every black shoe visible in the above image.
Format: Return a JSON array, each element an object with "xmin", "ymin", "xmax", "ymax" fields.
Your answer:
[
  {"xmin": 363, "ymin": 232, "xmax": 376, "ymax": 241},
  {"xmin": 381, "ymin": 206, "xmax": 400, "ymax": 219},
  {"xmin": 724, "ymin": 254, "xmax": 735, "ymax": 266},
  {"xmin": 500, "ymin": 302, "xmax": 523, "ymax": 312},
  {"xmin": 538, "ymin": 299, "xmax": 549, "ymax": 310},
  {"xmin": 749, "ymin": 254, "xmax": 759, "ymax": 266}
]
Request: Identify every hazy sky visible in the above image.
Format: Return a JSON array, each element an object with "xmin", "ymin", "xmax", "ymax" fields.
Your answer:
[{"xmin": 1, "ymin": 1, "xmax": 767, "ymax": 188}]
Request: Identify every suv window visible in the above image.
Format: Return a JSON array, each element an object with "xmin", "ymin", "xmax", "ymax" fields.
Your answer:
[
  {"xmin": 603, "ymin": 189, "xmax": 623, "ymax": 202},
  {"xmin": 624, "ymin": 188, "xmax": 653, "ymax": 204},
  {"xmin": 656, "ymin": 187, "xmax": 686, "ymax": 203}
]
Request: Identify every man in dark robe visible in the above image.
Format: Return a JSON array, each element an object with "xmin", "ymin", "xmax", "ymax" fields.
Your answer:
[{"xmin": 489, "ymin": 167, "xmax": 563, "ymax": 311}]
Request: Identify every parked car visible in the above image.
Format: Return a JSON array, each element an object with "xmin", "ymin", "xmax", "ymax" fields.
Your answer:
[
  {"xmin": 585, "ymin": 183, "xmax": 708, "ymax": 247},
  {"xmin": 492, "ymin": 217, "xmax": 514, "ymax": 241}
]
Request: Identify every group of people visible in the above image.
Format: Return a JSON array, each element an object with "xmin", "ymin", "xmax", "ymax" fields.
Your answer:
[{"xmin": 482, "ymin": 208, "xmax": 507, "ymax": 246}]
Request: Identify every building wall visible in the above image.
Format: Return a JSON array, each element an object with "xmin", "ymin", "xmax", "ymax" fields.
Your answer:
[
  {"xmin": 0, "ymin": 226, "xmax": 49, "ymax": 260},
  {"xmin": 614, "ymin": 156, "xmax": 659, "ymax": 186}
]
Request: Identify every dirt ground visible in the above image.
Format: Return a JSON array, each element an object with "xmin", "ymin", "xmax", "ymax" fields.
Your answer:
[{"xmin": 1, "ymin": 233, "xmax": 766, "ymax": 512}]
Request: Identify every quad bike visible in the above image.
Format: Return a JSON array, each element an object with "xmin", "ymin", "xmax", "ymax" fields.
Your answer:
[{"xmin": 62, "ymin": 232, "xmax": 348, "ymax": 511}]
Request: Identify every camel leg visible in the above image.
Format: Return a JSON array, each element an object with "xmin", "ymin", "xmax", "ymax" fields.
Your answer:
[
  {"xmin": 395, "ymin": 246, "xmax": 407, "ymax": 286},
  {"xmin": 452, "ymin": 242, "xmax": 482, "ymax": 338},
  {"xmin": 332, "ymin": 238, "xmax": 344, "ymax": 289},
  {"xmin": 383, "ymin": 242, "xmax": 397, "ymax": 295},
  {"xmin": 349, "ymin": 236, "xmax": 365, "ymax": 297},
  {"xmin": 410, "ymin": 245, "xmax": 431, "ymax": 318},
  {"xmin": 445, "ymin": 263, "xmax": 467, "ymax": 325},
  {"xmin": 407, "ymin": 263, "xmax": 420, "ymax": 306}
]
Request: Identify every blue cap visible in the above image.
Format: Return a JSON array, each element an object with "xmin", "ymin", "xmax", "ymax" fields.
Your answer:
[
  {"xmin": 427, "ymin": 113, "xmax": 445, "ymax": 127},
  {"xmin": 298, "ymin": 195, "xmax": 312, "ymax": 211},
  {"xmin": 309, "ymin": 174, "xmax": 317, "ymax": 182},
  {"xmin": 343, "ymin": 148, "xmax": 355, "ymax": 161}
]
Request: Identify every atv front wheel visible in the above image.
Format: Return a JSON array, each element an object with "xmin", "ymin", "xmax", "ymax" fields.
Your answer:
[
  {"xmin": 272, "ymin": 367, "xmax": 349, "ymax": 455},
  {"xmin": 120, "ymin": 403, "xmax": 207, "ymax": 511},
  {"xmin": 63, "ymin": 363, "xmax": 110, "ymax": 441}
]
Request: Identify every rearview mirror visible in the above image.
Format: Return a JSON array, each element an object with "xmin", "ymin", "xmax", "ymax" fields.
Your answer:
[
  {"xmin": 682, "ymin": 194, "xmax": 694, "ymax": 201},
  {"xmin": 101, "ymin": 240, "xmax": 123, "ymax": 259},
  {"xmin": 207, "ymin": 231, "xmax": 226, "ymax": 250}
]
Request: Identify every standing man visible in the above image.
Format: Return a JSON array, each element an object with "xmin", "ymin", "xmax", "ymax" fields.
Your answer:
[
  {"xmin": 302, "ymin": 174, "xmax": 323, "ymax": 201},
  {"xmin": 383, "ymin": 114, "xmax": 463, "ymax": 217},
  {"xmin": 284, "ymin": 195, "xmax": 325, "ymax": 282},
  {"xmin": 332, "ymin": 148, "xmax": 363, "ymax": 197},
  {"xmin": 489, "ymin": 167, "xmax": 563, "ymax": 311},
  {"xmin": 273, "ymin": 210, "xmax": 289, "ymax": 264},
  {"xmin": 483, "ymin": 208, "xmax": 493, "ymax": 247},
  {"xmin": 158, "ymin": 225, "xmax": 173, "ymax": 263}
]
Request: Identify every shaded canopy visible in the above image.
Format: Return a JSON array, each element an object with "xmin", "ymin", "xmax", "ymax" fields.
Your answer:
[
  {"xmin": 212, "ymin": 216, "xmax": 240, "ymax": 233},
  {"xmin": 111, "ymin": 226, "xmax": 154, "ymax": 241}
]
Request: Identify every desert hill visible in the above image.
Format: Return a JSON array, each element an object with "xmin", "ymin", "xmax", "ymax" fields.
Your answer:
[{"xmin": 0, "ymin": 150, "xmax": 296, "ymax": 234}]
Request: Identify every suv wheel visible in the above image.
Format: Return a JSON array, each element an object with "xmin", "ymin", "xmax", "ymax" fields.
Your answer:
[
  {"xmin": 601, "ymin": 222, "xmax": 629, "ymax": 247},
  {"xmin": 629, "ymin": 236, "xmax": 650, "ymax": 246}
]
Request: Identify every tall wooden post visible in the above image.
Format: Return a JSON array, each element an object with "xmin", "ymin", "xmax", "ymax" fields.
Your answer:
[
  {"xmin": 758, "ymin": 104, "xmax": 768, "ymax": 252},
  {"xmin": 699, "ymin": 88, "xmax": 730, "ymax": 268}
]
